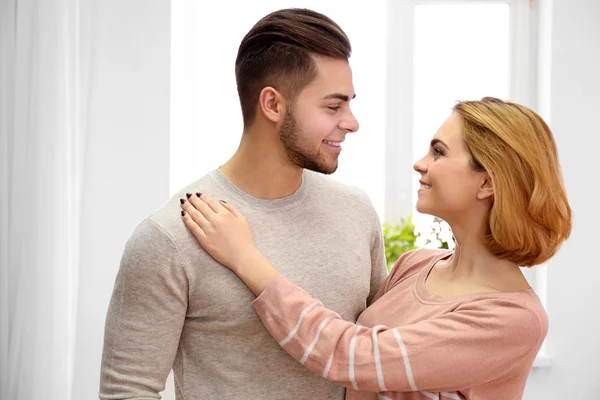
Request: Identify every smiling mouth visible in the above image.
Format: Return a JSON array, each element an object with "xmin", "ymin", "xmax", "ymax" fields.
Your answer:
[
  {"xmin": 419, "ymin": 183, "xmax": 432, "ymax": 190},
  {"xmin": 323, "ymin": 140, "xmax": 342, "ymax": 148}
]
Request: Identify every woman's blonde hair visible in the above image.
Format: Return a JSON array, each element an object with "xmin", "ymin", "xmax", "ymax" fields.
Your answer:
[{"xmin": 454, "ymin": 97, "xmax": 572, "ymax": 267}]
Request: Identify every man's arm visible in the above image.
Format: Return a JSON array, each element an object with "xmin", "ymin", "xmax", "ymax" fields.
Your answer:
[
  {"xmin": 99, "ymin": 218, "xmax": 190, "ymax": 399},
  {"xmin": 366, "ymin": 201, "xmax": 388, "ymax": 306}
]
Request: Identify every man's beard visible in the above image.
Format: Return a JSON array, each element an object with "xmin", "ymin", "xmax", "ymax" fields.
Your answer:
[{"xmin": 279, "ymin": 109, "xmax": 338, "ymax": 175}]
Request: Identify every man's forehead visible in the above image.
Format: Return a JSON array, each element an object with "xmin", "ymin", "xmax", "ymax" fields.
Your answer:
[{"xmin": 304, "ymin": 76, "xmax": 356, "ymax": 99}]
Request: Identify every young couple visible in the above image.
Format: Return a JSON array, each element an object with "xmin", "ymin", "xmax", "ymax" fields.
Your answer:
[{"xmin": 100, "ymin": 8, "xmax": 571, "ymax": 400}]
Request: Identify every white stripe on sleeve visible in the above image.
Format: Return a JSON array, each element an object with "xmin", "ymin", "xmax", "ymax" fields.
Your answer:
[
  {"xmin": 279, "ymin": 300, "xmax": 322, "ymax": 347},
  {"xmin": 349, "ymin": 325, "xmax": 363, "ymax": 390},
  {"xmin": 392, "ymin": 328, "xmax": 418, "ymax": 391},
  {"xmin": 300, "ymin": 314, "xmax": 338, "ymax": 364},
  {"xmin": 372, "ymin": 325, "xmax": 388, "ymax": 391}
]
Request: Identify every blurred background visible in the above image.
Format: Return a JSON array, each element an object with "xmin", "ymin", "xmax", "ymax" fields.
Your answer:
[{"xmin": 1, "ymin": 0, "xmax": 599, "ymax": 399}]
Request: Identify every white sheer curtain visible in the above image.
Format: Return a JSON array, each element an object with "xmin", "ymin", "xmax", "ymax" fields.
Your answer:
[{"xmin": 0, "ymin": 1, "xmax": 90, "ymax": 398}]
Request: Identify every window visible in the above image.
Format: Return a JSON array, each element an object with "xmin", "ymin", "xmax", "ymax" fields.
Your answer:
[
  {"xmin": 412, "ymin": 2, "xmax": 510, "ymax": 232},
  {"xmin": 385, "ymin": 0, "xmax": 535, "ymax": 219}
]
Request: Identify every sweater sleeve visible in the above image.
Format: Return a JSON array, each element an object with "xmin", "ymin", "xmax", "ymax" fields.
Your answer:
[
  {"xmin": 252, "ymin": 274, "xmax": 545, "ymax": 393},
  {"xmin": 367, "ymin": 208, "xmax": 388, "ymax": 306},
  {"xmin": 99, "ymin": 218, "xmax": 190, "ymax": 399}
]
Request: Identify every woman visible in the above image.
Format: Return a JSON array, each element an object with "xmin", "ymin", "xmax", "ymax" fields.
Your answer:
[{"xmin": 179, "ymin": 97, "xmax": 571, "ymax": 399}]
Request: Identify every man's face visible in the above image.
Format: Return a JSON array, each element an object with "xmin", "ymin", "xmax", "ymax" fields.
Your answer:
[{"xmin": 279, "ymin": 56, "xmax": 359, "ymax": 175}]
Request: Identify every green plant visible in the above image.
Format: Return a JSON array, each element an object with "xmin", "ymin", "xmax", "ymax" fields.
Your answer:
[
  {"xmin": 382, "ymin": 215, "xmax": 418, "ymax": 271},
  {"xmin": 416, "ymin": 216, "xmax": 454, "ymax": 250},
  {"xmin": 383, "ymin": 215, "xmax": 455, "ymax": 271}
]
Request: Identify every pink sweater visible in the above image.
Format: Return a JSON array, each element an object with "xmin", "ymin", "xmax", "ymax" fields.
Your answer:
[{"xmin": 252, "ymin": 249, "xmax": 547, "ymax": 400}]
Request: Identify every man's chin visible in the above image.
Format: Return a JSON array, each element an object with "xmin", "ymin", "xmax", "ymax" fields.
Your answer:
[
  {"xmin": 308, "ymin": 163, "xmax": 338, "ymax": 175},
  {"xmin": 292, "ymin": 154, "xmax": 338, "ymax": 175},
  {"xmin": 323, "ymin": 165, "xmax": 338, "ymax": 175}
]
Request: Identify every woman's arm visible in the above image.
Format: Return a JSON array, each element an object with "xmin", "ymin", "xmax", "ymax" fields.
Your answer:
[
  {"xmin": 179, "ymin": 194, "xmax": 545, "ymax": 392},
  {"xmin": 251, "ymin": 273, "xmax": 544, "ymax": 392}
]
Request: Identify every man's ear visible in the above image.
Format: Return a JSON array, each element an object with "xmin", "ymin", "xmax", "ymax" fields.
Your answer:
[
  {"xmin": 477, "ymin": 172, "xmax": 494, "ymax": 200},
  {"xmin": 258, "ymin": 86, "xmax": 285, "ymax": 123}
]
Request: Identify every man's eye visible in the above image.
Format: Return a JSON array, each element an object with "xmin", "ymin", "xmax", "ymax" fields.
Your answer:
[{"xmin": 328, "ymin": 105, "xmax": 341, "ymax": 112}]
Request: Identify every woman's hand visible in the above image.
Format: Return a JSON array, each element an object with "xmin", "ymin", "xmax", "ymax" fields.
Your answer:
[
  {"xmin": 179, "ymin": 193, "xmax": 257, "ymax": 272},
  {"xmin": 180, "ymin": 192, "xmax": 278, "ymax": 295}
]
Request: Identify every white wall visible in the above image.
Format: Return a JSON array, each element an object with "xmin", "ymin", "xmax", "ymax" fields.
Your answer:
[
  {"xmin": 524, "ymin": 0, "xmax": 600, "ymax": 398},
  {"xmin": 70, "ymin": 1, "xmax": 170, "ymax": 399}
]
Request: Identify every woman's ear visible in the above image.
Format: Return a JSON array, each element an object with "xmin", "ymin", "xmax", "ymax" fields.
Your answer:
[
  {"xmin": 258, "ymin": 86, "xmax": 285, "ymax": 123},
  {"xmin": 477, "ymin": 172, "xmax": 494, "ymax": 200}
]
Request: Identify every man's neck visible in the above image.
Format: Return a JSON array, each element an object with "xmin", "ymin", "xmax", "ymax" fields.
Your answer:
[{"xmin": 220, "ymin": 135, "xmax": 304, "ymax": 200}]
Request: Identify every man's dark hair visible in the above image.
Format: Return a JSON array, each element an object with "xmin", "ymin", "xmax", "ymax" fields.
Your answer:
[{"xmin": 235, "ymin": 8, "xmax": 352, "ymax": 126}]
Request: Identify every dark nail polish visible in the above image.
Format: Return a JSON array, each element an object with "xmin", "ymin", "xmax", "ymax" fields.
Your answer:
[
  {"xmin": 181, "ymin": 210, "xmax": 186, "ymax": 216},
  {"xmin": 196, "ymin": 192, "xmax": 202, "ymax": 197},
  {"xmin": 186, "ymin": 193, "xmax": 192, "ymax": 199},
  {"xmin": 180, "ymin": 198, "xmax": 186, "ymax": 204},
  {"xmin": 220, "ymin": 200, "xmax": 227, "ymax": 203}
]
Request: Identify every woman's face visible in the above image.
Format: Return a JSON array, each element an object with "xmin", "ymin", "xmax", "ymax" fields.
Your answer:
[{"xmin": 413, "ymin": 112, "xmax": 492, "ymax": 224}]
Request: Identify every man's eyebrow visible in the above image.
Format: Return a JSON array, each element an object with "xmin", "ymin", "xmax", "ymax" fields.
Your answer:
[{"xmin": 323, "ymin": 93, "xmax": 356, "ymax": 102}]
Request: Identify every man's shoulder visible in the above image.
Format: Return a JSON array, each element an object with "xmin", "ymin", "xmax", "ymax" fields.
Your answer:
[
  {"xmin": 150, "ymin": 173, "xmax": 218, "ymax": 227},
  {"xmin": 118, "ymin": 172, "xmax": 226, "ymax": 286},
  {"xmin": 126, "ymin": 172, "xmax": 219, "ymax": 248}
]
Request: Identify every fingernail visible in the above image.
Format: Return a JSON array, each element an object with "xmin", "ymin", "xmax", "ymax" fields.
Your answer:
[
  {"xmin": 181, "ymin": 210, "xmax": 186, "ymax": 216},
  {"xmin": 196, "ymin": 192, "xmax": 202, "ymax": 197},
  {"xmin": 220, "ymin": 200, "xmax": 227, "ymax": 203},
  {"xmin": 186, "ymin": 193, "xmax": 192, "ymax": 199},
  {"xmin": 180, "ymin": 198, "xmax": 186, "ymax": 204}
]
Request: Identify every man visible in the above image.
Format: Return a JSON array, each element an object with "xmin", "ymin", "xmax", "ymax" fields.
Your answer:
[{"xmin": 100, "ymin": 8, "xmax": 387, "ymax": 400}]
